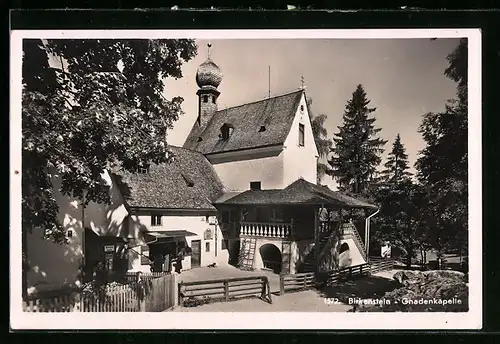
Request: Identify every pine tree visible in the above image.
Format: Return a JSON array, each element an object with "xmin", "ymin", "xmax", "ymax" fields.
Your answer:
[
  {"xmin": 329, "ymin": 84, "xmax": 387, "ymax": 196},
  {"xmin": 380, "ymin": 134, "xmax": 412, "ymax": 185}
]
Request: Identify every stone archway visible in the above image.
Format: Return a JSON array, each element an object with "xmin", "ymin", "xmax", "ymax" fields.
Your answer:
[
  {"xmin": 259, "ymin": 243, "xmax": 282, "ymax": 274},
  {"xmin": 338, "ymin": 242, "xmax": 352, "ymax": 269}
]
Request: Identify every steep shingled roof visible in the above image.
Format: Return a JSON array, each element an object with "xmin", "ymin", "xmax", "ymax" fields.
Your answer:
[
  {"xmin": 112, "ymin": 146, "xmax": 225, "ymax": 210},
  {"xmin": 183, "ymin": 90, "xmax": 304, "ymax": 154},
  {"xmin": 215, "ymin": 178, "xmax": 377, "ymax": 210}
]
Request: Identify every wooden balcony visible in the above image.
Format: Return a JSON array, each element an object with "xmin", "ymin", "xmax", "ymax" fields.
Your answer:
[{"xmin": 240, "ymin": 221, "xmax": 293, "ymax": 239}]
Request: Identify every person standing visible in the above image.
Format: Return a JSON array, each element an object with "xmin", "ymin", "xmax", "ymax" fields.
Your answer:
[{"xmin": 175, "ymin": 248, "xmax": 184, "ymax": 274}]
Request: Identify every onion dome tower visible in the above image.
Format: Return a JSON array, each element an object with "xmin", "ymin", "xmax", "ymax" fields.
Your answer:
[{"xmin": 196, "ymin": 43, "xmax": 223, "ymax": 128}]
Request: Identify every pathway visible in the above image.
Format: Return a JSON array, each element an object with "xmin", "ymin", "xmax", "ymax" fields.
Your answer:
[{"xmin": 169, "ymin": 267, "xmax": 402, "ymax": 312}]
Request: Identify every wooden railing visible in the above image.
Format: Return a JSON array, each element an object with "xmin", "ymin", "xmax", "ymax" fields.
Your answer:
[
  {"xmin": 279, "ymin": 263, "xmax": 371, "ymax": 294},
  {"xmin": 340, "ymin": 223, "xmax": 368, "ymax": 261},
  {"xmin": 240, "ymin": 221, "xmax": 293, "ymax": 238},
  {"xmin": 324, "ymin": 263, "xmax": 370, "ymax": 285},
  {"xmin": 279, "ymin": 272, "xmax": 316, "ymax": 295},
  {"xmin": 178, "ymin": 276, "xmax": 272, "ymax": 307},
  {"xmin": 369, "ymin": 257, "xmax": 396, "ymax": 274},
  {"xmin": 23, "ymin": 274, "xmax": 177, "ymax": 312}
]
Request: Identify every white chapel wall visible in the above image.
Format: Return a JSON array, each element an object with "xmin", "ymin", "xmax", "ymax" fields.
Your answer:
[
  {"xmin": 127, "ymin": 214, "xmax": 229, "ymax": 273},
  {"xmin": 283, "ymin": 93, "xmax": 319, "ymax": 186}
]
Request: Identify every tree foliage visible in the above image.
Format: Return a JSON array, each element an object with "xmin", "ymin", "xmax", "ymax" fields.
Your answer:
[
  {"xmin": 328, "ymin": 84, "xmax": 387, "ymax": 196},
  {"xmin": 415, "ymin": 38, "xmax": 468, "ymax": 257},
  {"xmin": 22, "ymin": 39, "xmax": 197, "ymax": 243},
  {"xmin": 380, "ymin": 134, "xmax": 412, "ymax": 186},
  {"xmin": 306, "ymin": 97, "xmax": 333, "ymax": 184}
]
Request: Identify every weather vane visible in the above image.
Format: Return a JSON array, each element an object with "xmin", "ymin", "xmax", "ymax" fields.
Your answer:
[
  {"xmin": 207, "ymin": 42, "xmax": 212, "ymax": 59},
  {"xmin": 301, "ymin": 75, "xmax": 305, "ymax": 89}
]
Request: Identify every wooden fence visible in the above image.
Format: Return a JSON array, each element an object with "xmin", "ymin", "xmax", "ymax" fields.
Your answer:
[
  {"xmin": 279, "ymin": 263, "xmax": 370, "ymax": 294},
  {"xmin": 23, "ymin": 273, "xmax": 177, "ymax": 312},
  {"xmin": 178, "ymin": 276, "xmax": 272, "ymax": 307},
  {"xmin": 369, "ymin": 257, "xmax": 396, "ymax": 274},
  {"xmin": 324, "ymin": 263, "xmax": 370, "ymax": 285},
  {"xmin": 279, "ymin": 272, "xmax": 316, "ymax": 295},
  {"xmin": 123, "ymin": 272, "xmax": 171, "ymax": 283}
]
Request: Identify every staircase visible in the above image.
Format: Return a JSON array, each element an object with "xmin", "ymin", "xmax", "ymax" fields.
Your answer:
[
  {"xmin": 297, "ymin": 222, "xmax": 368, "ymax": 273},
  {"xmin": 340, "ymin": 223, "xmax": 368, "ymax": 262},
  {"xmin": 238, "ymin": 237, "xmax": 257, "ymax": 270},
  {"xmin": 297, "ymin": 222, "xmax": 338, "ymax": 273}
]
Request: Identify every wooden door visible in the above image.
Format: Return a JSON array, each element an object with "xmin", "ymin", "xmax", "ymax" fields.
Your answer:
[{"xmin": 191, "ymin": 240, "xmax": 201, "ymax": 268}]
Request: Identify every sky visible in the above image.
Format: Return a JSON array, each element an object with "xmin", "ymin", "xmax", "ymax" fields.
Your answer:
[{"xmin": 163, "ymin": 38, "xmax": 461, "ymax": 187}]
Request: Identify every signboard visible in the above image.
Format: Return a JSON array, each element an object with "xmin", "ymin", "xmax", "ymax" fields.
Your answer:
[
  {"xmin": 381, "ymin": 244, "xmax": 392, "ymax": 258},
  {"xmin": 104, "ymin": 244, "xmax": 115, "ymax": 253},
  {"xmin": 208, "ymin": 216, "xmax": 217, "ymax": 225}
]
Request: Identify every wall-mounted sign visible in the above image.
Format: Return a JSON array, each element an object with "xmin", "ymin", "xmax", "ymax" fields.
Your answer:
[{"xmin": 104, "ymin": 245, "xmax": 115, "ymax": 253}]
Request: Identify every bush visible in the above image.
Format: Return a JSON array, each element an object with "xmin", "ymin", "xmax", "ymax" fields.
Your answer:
[{"xmin": 356, "ymin": 270, "xmax": 468, "ymax": 312}]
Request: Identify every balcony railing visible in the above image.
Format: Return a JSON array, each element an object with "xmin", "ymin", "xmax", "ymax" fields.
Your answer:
[{"xmin": 240, "ymin": 222, "xmax": 293, "ymax": 238}]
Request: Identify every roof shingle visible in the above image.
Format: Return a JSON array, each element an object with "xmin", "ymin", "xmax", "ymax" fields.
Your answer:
[
  {"xmin": 183, "ymin": 90, "xmax": 304, "ymax": 154},
  {"xmin": 215, "ymin": 178, "xmax": 377, "ymax": 209},
  {"xmin": 113, "ymin": 146, "xmax": 225, "ymax": 210}
]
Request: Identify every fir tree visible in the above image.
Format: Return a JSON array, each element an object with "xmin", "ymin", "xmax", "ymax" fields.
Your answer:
[
  {"xmin": 329, "ymin": 84, "xmax": 387, "ymax": 196},
  {"xmin": 416, "ymin": 38, "xmax": 468, "ymax": 259},
  {"xmin": 380, "ymin": 134, "xmax": 412, "ymax": 185}
]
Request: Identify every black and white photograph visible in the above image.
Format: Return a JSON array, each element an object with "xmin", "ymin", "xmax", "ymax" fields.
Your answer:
[{"xmin": 10, "ymin": 28, "xmax": 481, "ymax": 330}]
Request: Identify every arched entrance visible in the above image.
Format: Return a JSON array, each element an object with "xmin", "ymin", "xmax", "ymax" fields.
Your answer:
[
  {"xmin": 338, "ymin": 242, "xmax": 352, "ymax": 269},
  {"xmin": 259, "ymin": 244, "xmax": 282, "ymax": 274}
]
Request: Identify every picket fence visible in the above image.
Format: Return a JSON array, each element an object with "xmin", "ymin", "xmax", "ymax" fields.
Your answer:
[{"xmin": 23, "ymin": 273, "xmax": 176, "ymax": 312}]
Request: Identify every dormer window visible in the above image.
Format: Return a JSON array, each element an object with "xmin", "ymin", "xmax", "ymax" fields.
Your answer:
[
  {"xmin": 197, "ymin": 137, "xmax": 203, "ymax": 142},
  {"xmin": 259, "ymin": 125, "xmax": 266, "ymax": 132},
  {"xmin": 203, "ymin": 95, "xmax": 208, "ymax": 103},
  {"xmin": 298, "ymin": 123, "xmax": 305, "ymax": 146},
  {"xmin": 250, "ymin": 181, "xmax": 261, "ymax": 190},
  {"xmin": 220, "ymin": 123, "xmax": 234, "ymax": 140}
]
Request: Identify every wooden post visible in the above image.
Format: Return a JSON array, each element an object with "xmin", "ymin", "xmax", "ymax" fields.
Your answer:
[
  {"xmin": 303, "ymin": 275, "xmax": 307, "ymax": 289},
  {"xmin": 279, "ymin": 274, "xmax": 285, "ymax": 295},
  {"xmin": 178, "ymin": 283, "xmax": 184, "ymax": 307},
  {"xmin": 224, "ymin": 280, "xmax": 229, "ymax": 302},
  {"xmin": 360, "ymin": 265, "xmax": 363, "ymax": 275},
  {"xmin": 314, "ymin": 205, "xmax": 320, "ymax": 273}
]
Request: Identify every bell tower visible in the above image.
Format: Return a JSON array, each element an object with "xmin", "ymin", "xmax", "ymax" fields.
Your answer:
[{"xmin": 195, "ymin": 43, "xmax": 223, "ymax": 128}]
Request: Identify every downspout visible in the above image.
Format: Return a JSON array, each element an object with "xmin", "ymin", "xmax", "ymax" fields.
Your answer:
[{"xmin": 364, "ymin": 207, "xmax": 380, "ymax": 261}]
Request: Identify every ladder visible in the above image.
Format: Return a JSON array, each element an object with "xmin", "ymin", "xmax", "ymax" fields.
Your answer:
[{"xmin": 239, "ymin": 237, "xmax": 257, "ymax": 270}]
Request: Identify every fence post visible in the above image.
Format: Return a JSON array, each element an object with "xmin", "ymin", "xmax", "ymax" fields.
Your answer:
[
  {"xmin": 173, "ymin": 274, "xmax": 179, "ymax": 308},
  {"xmin": 303, "ymin": 275, "xmax": 307, "ymax": 289},
  {"xmin": 178, "ymin": 283, "xmax": 184, "ymax": 307},
  {"xmin": 224, "ymin": 280, "xmax": 229, "ymax": 302},
  {"xmin": 279, "ymin": 274, "xmax": 285, "ymax": 295},
  {"xmin": 349, "ymin": 267, "xmax": 352, "ymax": 278}
]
